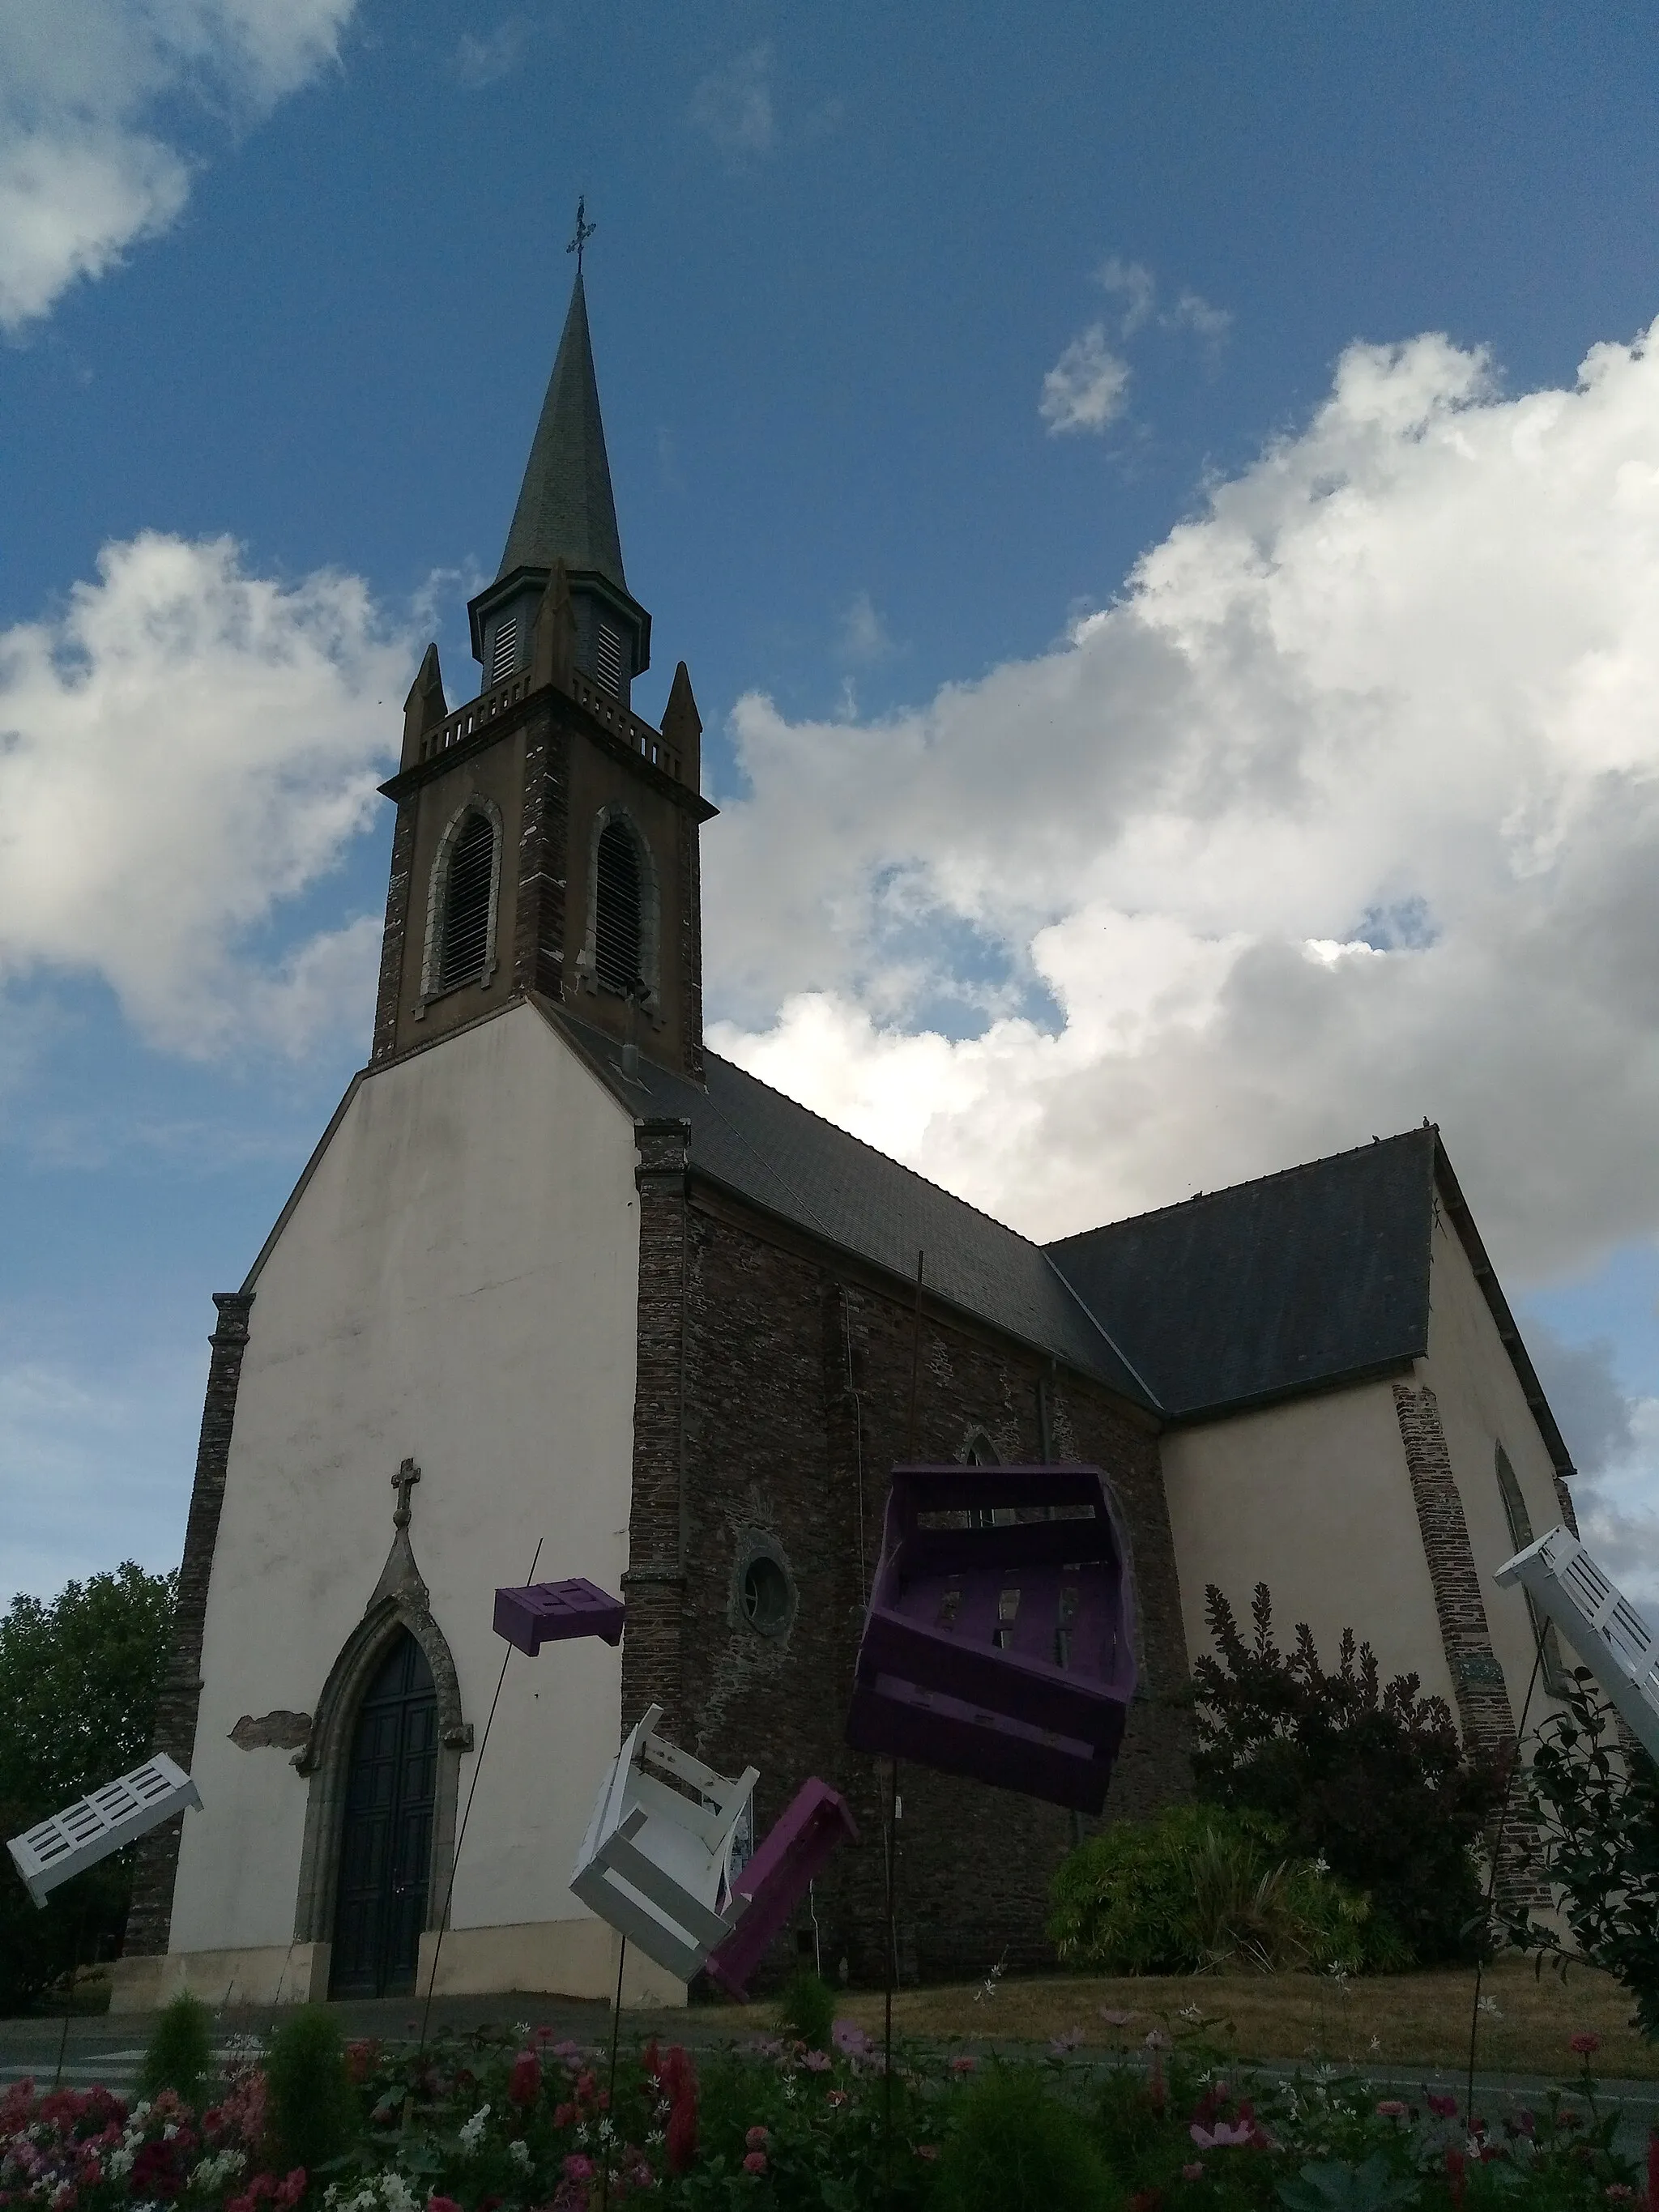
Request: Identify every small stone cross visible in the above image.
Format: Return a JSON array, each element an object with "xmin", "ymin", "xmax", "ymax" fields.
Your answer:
[{"xmin": 391, "ymin": 1458, "xmax": 421, "ymax": 1528}]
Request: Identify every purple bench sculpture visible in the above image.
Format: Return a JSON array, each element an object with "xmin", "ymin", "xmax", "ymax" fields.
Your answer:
[
  {"xmin": 844, "ymin": 1464, "xmax": 1137, "ymax": 1813},
  {"xmin": 704, "ymin": 1778, "xmax": 859, "ymax": 2000},
  {"xmin": 494, "ymin": 1577, "xmax": 626, "ymax": 1656}
]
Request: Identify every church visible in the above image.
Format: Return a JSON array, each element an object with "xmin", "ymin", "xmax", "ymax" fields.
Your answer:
[{"xmin": 112, "ymin": 269, "xmax": 1580, "ymax": 2012}]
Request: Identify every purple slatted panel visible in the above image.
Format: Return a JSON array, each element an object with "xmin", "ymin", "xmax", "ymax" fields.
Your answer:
[
  {"xmin": 704, "ymin": 1779, "xmax": 859, "ymax": 2000},
  {"xmin": 844, "ymin": 1464, "xmax": 1136, "ymax": 1812},
  {"xmin": 493, "ymin": 1577, "xmax": 626, "ymax": 1656}
]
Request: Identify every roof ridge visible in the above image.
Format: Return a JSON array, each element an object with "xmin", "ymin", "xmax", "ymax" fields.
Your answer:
[{"xmin": 1045, "ymin": 1124, "xmax": 1439, "ymax": 1252}]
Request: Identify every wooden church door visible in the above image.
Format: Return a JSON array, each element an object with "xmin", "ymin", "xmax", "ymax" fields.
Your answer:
[{"xmin": 330, "ymin": 1630, "xmax": 439, "ymax": 1997}]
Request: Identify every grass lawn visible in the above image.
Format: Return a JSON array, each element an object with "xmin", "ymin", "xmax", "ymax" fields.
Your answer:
[{"xmin": 808, "ymin": 1959, "xmax": 1658, "ymax": 2079}]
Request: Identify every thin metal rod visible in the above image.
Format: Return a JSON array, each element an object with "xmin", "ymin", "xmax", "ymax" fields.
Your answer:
[
  {"xmin": 52, "ymin": 1906, "xmax": 85, "ymax": 2090},
  {"xmin": 885, "ymin": 1251, "xmax": 924, "ymax": 2207},
  {"xmin": 1464, "ymin": 1629, "xmax": 1546, "ymax": 2119},
  {"xmin": 598, "ymin": 1934, "xmax": 627, "ymax": 2212},
  {"xmin": 420, "ymin": 1534, "xmax": 544, "ymax": 2050}
]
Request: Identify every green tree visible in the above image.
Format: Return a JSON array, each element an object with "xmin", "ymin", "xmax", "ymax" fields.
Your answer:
[
  {"xmin": 0, "ymin": 1563, "xmax": 176, "ymax": 2012},
  {"xmin": 1501, "ymin": 1668, "xmax": 1659, "ymax": 2036},
  {"xmin": 1193, "ymin": 1583, "xmax": 1504, "ymax": 1963}
]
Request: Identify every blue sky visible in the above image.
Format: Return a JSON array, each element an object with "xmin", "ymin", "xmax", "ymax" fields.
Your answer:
[{"xmin": 5, "ymin": 2, "xmax": 1659, "ymax": 1605}]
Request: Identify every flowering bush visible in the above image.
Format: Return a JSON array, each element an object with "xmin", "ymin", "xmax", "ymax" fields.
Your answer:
[{"xmin": 0, "ymin": 2005, "xmax": 1640, "ymax": 2212}]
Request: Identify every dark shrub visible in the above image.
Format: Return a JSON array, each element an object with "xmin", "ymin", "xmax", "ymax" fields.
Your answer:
[
  {"xmin": 264, "ymin": 2005, "xmax": 357, "ymax": 2173},
  {"xmin": 775, "ymin": 1966, "xmax": 835, "ymax": 2049},
  {"xmin": 136, "ymin": 1990, "xmax": 213, "ymax": 2108},
  {"xmin": 1502, "ymin": 1666, "xmax": 1659, "ymax": 2035},
  {"xmin": 1048, "ymin": 1801, "xmax": 1392, "ymax": 1974},
  {"xmin": 932, "ymin": 2065, "xmax": 1106, "ymax": 2212},
  {"xmin": 1194, "ymin": 1583, "xmax": 1504, "ymax": 1963}
]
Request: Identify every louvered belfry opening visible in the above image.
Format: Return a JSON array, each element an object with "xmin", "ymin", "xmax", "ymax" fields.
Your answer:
[
  {"xmin": 488, "ymin": 617, "xmax": 519, "ymax": 685},
  {"xmin": 595, "ymin": 620, "xmax": 623, "ymax": 694},
  {"xmin": 437, "ymin": 811, "xmax": 495, "ymax": 992},
  {"xmin": 594, "ymin": 819, "xmax": 643, "ymax": 995}
]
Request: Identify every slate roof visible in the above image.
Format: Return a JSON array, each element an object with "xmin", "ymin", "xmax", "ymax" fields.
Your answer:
[
  {"xmin": 552, "ymin": 1010, "xmax": 1155, "ymax": 1409},
  {"xmin": 1045, "ymin": 1130, "xmax": 1439, "ymax": 1421},
  {"xmin": 497, "ymin": 273, "xmax": 628, "ymax": 591}
]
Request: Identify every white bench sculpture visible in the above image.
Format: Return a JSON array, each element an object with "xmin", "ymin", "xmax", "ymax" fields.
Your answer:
[
  {"xmin": 570, "ymin": 1703, "xmax": 757, "ymax": 1982},
  {"xmin": 1496, "ymin": 1526, "xmax": 1659, "ymax": 1761},
  {"xmin": 7, "ymin": 1754, "xmax": 203, "ymax": 1909}
]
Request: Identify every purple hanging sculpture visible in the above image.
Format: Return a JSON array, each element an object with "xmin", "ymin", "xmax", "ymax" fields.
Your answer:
[
  {"xmin": 844, "ymin": 1463, "xmax": 1137, "ymax": 1813},
  {"xmin": 704, "ymin": 1779, "xmax": 859, "ymax": 2001},
  {"xmin": 494, "ymin": 1577, "xmax": 626, "ymax": 1656}
]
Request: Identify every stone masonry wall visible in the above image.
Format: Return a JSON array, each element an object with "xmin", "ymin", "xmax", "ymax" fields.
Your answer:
[
  {"xmin": 124, "ymin": 1293, "xmax": 254, "ymax": 1956},
  {"xmin": 621, "ymin": 1164, "xmax": 1192, "ymax": 1991}
]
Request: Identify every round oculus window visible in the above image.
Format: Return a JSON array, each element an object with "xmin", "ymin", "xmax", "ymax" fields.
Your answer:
[{"xmin": 740, "ymin": 1553, "xmax": 791, "ymax": 1634}]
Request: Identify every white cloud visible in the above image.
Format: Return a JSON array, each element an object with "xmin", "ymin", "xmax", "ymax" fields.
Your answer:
[
  {"xmin": 1169, "ymin": 288, "xmax": 1232, "ymax": 348},
  {"xmin": 1096, "ymin": 256, "xmax": 1155, "ymax": 337},
  {"xmin": 0, "ymin": 0, "xmax": 357, "ymax": 330},
  {"xmin": 689, "ymin": 42, "xmax": 775, "ymax": 158},
  {"xmin": 706, "ymin": 322, "xmax": 1659, "ymax": 1294},
  {"xmin": 0, "ymin": 531, "xmax": 407, "ymax": 1056},
  {"xmin": 1039, "ymin": 323, "xmax": 1131, "ymax": 436},
  {"xmin": 454, "ymin": 18, "xmax": 530, "ymax": 91},
  {"xmin": 841, "ymin": 590, "xmax": 894, "ymax": 665}
]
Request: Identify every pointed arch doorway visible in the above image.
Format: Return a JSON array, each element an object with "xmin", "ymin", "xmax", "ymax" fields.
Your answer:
[{"xmin": 329, "ymin": 1630, "xmax": 439, "ymax": 1997}]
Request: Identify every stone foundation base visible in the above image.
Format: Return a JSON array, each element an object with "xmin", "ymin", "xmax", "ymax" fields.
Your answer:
[
  {"xmin": 109, "ymin": 1942, "xmax": 330, "ymax": 2012},
  {"xmin": 110, "ymin": 1924, "xmax": 684, "ymax": 2013}
]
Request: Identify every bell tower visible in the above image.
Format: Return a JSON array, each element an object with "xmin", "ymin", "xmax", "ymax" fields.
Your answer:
[{"xmin": 369, "ymin": 258, "xmax": 716, "ymax": 1081}]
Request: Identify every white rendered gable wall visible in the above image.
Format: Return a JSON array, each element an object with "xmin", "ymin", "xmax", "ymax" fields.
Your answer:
[{"xmin": 167, "ymin": 1003, "xmax": 642, "ymax": 1974}]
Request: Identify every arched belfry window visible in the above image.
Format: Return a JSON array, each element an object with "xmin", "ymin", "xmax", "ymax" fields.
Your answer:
[
  {"xmin": 595, "ymin": 820, "xmax": 642, "ymax": 994},
  {"xmin": 422, "ymin": 799, "xmax": 501, "ymax": 1004},
  {"xmin": 580, "ymin": 807, "xmax": 659, "ymax": 1008}
]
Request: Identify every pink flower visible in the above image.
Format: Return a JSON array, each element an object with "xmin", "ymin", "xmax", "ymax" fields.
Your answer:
[
  {"xmin": 1571, "ymin": 2032, "xmax": 1601, "ymax": 2056},
  {"xmin": 949, "ymin": 2056, "xmax": 976, "ymax": 2075},
  {"xmin": 1376, "ymin": 2101, "xmax": 1409, "ymax": 2120},
  {"xmin": 1191, "ymin": 2121, "xmax": 1256, "ymax": 2150},
  {"xmin": 563, "ymin": 2154, "xmax": 595, "ymax": 2183},
  {"xmin": 508, "ymin": 2051, "xmax": 541, "ymax": 2107},
  {"xmin": 745, "ymin": 2127, "xmax": 769, "ymax": 2149},
  {"xmin": 554, "ymin": 2103, "xmax": 578, "ymax": 2129},
  {"xmin": 743, "ymin": 2150, "xmax": 767, "ymax": 2175},
  {"xmin": 1183, "ymin": 2163, "xmax": 1205, "ymax": 2182},
  {"xmin": 1427, "ymin": 2094, "xmax": 1459, "ymax": 2119},
  {"xmin": 801, "ymin": 2050, "xmax": 831, "ymax": 2073},
  {"xmin": 916, "ymin": 2146, "xmax": 939, "ymax": 2162},
  {"xmin": 832, "ymin": 2020, "xmax": 870, "ymax": 2057},
  {"xmin": 429, "ymin": 2198, "xmax": 463, "ymax": 2212},
  {"xmin": 826, "ymin": 2091, "xmax": 848, "ymax": 2108}
]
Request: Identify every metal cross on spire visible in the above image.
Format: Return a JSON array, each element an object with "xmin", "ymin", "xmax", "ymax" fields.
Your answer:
[
  {"xmin": 566, "ymin": 194, "xmax": 596, "ymax": 274},
  {"xmin": 391, "ymin": 1457, "xmax": 421, "ymax": 1528}
]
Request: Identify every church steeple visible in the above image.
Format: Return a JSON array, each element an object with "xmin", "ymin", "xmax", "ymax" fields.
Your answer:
[
  {"xmin": 497, "ymin": 274, "xmax": 626, "ymax": 593},
  {"xmin": 467, "ymin": 270, "xmax": 650, "ymax": 704}
]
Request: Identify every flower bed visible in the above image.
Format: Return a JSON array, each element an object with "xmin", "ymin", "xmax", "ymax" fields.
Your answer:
[{"xmin": 0, "ymin": 2009, "xmax": 1644, "ymax": 2212}]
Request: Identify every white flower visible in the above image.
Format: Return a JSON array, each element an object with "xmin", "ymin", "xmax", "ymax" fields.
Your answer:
[
  {"xmin": 508, "ymin": 2139, "xmax": 531, "ymax": 2170},
  {"xmin": 458, "ymin": 2103, "xmax": 492, "ymax": 2153},
  {"xmin": 107, "ymin": 2150, "xmax": 136, "ymax": 2178},
  {"xmin": 597, "ymin": 2118, "xmax": 615, "ymax": 2144},
  {"xmin": 381, "ymin": 2176, "xmax": 417, "ymax": 2212}
]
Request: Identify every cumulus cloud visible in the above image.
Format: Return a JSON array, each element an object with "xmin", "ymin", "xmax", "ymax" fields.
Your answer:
[
  {"xmin": 689, "ymin": 42, "xmax": 775, "ymax": 158},
  {"xmin": 1039, "ymin": 323, "xmax": 1131, "ymax": 436},
  {"xmin": 0, "ymin": 0, "xmax": 356, "ymax": 330},
  {"xmin": 0, "ymin": 531, "xmax": 407, "ymax": 1056},
  {"xmin": 454, "ymin": 18, "xmax": 531, "ymax": 90},
  {"xmin": 706, "ymin": 322, "xmax": 1659, "ymax": 1293}
]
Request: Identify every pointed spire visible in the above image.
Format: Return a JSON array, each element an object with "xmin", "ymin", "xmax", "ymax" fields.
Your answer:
[
  {"xmin": 400, "ymin": 642, "xmax": 447, "ymax": 769},
  {"xmin": 661, "ymin": 660, "xmax": 702, "ymax": 786},
  {"xmin": 497, "ymin": 272, "xmax": 626, "ymax": 592}
]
